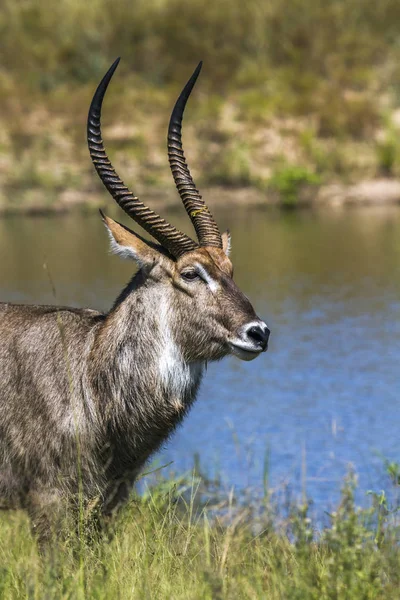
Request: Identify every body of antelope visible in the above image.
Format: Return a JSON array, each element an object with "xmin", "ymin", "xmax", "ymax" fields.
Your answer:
[{"xmin": 0, "ymin": 59, "xmax": 269, "ymax": 537}]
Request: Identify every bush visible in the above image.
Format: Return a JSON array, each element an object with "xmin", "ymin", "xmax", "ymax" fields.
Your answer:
[{"xmin": 269, "ymin": 165, "xmax": 321, "ymax": 207}]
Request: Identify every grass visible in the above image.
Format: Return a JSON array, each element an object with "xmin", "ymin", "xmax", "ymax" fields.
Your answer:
[
  {"xmin": 205, "ymin": 141, "xmax": 255, "ymax": 188},
  {"xmin": 0, "ymin": 0, "xmax": 400, "ymax": 211},
  {"xmin": 1, "ymin": 466, "xmax": 400, "ymax": 598}
]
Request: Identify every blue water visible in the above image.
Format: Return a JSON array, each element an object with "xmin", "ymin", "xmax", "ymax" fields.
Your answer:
[
  {"xmin": 163, "ymin": 290, "xmax": 400, "ymax": 510},
  {"xmin": 0, "ymin": 205, "xmax": 399, "ymax": 512}
]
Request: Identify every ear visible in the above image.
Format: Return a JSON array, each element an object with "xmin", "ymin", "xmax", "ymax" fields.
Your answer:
[
  {"xmin": 100, "ymin": 211, "xmax": 168, "ymax": 269},
  {"xmin": 221, "ymin": 230, "xmax": 231, "ymax": 256}
]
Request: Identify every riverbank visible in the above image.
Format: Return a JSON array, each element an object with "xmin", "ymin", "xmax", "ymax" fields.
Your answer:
[
  {"xmin": 2, "ymin": 0, "xmax": 400, "ymax": 217},
  {"xmin": 1, "ymin": 469, "xmax": 400, "ymax": 598},
  {"xmin": 1, "ymin": 179, "xmax": 400, "ymax": 217},
  {"xmin": 2, "ymin": 92, "xmax": 400, "ymax": 216}
]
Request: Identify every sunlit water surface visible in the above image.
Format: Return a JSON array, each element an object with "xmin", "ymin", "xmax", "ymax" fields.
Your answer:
[{"xmin": 0, "ymin": 204, "xmax": 399, "ymax": 513}]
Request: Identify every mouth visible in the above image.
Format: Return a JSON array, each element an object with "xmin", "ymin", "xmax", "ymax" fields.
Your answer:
[{"xmin": 228, "ymin": 341, "xmax": 264, "ymax": 362}]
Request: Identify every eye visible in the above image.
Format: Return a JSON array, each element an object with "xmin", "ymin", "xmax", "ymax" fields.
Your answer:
[{"xmin": 181, "ymin": 269, "xmax": 200, "ymax": 282}]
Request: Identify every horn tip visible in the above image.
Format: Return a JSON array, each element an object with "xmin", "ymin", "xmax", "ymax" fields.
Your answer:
[
  {"xmin": 102, "ymin": 57, "xmax": 121, "ymax": 83},
  {"xmin": 194, "ymin": 61, "xmax": 202, "ymax": 78},
  {"xmin": 108, "ymin": 57, "xmax": 121, "ymax": 76}
]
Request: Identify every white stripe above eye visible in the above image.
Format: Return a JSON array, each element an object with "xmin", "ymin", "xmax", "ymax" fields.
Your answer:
[{"xmin": 195, "ymin": 263, "xmax": 219, "ymax": 292}]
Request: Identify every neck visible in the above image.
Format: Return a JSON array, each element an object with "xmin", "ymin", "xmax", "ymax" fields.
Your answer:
[{"xmin": 89, "ymin": 271, "xmax": 204, "ymax": 476}]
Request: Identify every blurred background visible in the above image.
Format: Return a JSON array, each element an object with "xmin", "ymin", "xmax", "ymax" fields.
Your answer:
[
  {"xmin": 1, "ymin": 0, "xmax": 400, "ymax": 210},
  {"xmin": 0, "ymin": 0, "xmax": 399, "ymax": 516}
]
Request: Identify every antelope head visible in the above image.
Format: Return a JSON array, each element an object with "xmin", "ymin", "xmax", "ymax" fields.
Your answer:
[{"xmin": 87, "ymin": 59, "xmax": 270, "ymax": 362}]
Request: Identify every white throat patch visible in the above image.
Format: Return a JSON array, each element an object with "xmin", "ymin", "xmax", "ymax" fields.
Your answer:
[{"xmin": 158, "ymin": 299, "xmax": 203, "ymax": 402}]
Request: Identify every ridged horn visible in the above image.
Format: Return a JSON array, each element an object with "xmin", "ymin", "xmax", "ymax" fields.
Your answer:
[
  {"xmin": 87, "ymin": 58, "xmax": 198, "ymax": 258},
  {"xmin": 168, "ymin": 62, "xmax": 222, "ymax": 249}
]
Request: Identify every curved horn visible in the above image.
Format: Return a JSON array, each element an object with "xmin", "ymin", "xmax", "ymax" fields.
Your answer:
[
  {"xmin": 168, "ymin": 62, "xmax": 222, "ymax": 249},
  {"xmin": 87, "ymin": 58, "xmax": 198, "ymax": 258}
]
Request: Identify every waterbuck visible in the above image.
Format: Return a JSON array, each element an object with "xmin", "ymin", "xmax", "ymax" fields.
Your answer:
[{"xmin": 0, "ymin": 59, "xmax": 269, "ymax": 535}]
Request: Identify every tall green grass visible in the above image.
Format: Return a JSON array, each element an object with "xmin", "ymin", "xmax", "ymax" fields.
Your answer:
[{"xmin": 1, "ymin": 467, "xmax": 400, "ymax": 598}]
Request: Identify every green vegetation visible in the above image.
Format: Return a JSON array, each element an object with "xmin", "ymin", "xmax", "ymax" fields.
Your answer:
[
  {"xmin": 374, "ymin": 116, "xmax": 400, "ymax": 177},
  {"xmin": 1, "ymin": 466, "xmax": 400, "ymax": 598},
  {"xmin": 269, "ymin": 165, "xmax": 321, "ymax": 207},
  {"xmin": 1, "ymin": 0, "xmax": 400, "ymax": 211}
]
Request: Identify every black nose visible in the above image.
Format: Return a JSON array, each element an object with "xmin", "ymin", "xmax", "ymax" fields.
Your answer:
[{"xmin": 246, "ymin": 324, "xmax": 270, "ymax": 351}]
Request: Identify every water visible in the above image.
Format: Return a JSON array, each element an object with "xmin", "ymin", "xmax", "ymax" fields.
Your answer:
[{"xmin": 0, "ymin": 204, "xmax": 399, "ymax": 512}]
